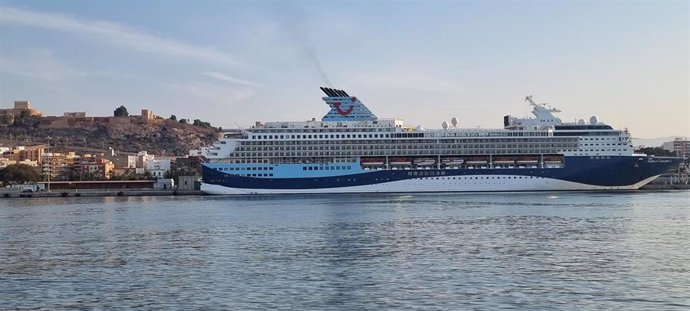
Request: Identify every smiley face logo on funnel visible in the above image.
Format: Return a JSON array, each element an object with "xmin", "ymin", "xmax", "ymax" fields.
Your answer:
[{"xmin": 332, "ymin": 102, "xmax": 354, "ymax": 116}]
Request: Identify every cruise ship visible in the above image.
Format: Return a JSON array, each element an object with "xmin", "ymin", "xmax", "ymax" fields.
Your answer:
[{"xmin": 194, "ymin": 87, "xmax": 682, "ymax": 194}]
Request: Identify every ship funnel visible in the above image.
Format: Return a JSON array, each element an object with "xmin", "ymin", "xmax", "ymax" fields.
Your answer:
[{"xmin": 320, "ymin": 87, "xmax": 377, "ymax": 122}]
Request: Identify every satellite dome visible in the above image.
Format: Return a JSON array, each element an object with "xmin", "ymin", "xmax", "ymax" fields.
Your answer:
[
  {"xmin": 590, "ymin": 116, "xmax": 599, "ymax": 125},
  {"xmin": 450, "ymin": 117, "xmax": 459, "ymax": 127},
  {"xmin": 577, "ymin": 119, "xmax": 585, "ymax": 125},
  {"xmin": 442, "ymin": 121, "xmax": 449, "ymax": 129}
]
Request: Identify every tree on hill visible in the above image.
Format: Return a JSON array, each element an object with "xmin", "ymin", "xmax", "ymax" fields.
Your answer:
[
  {"xmin": 169, "ymin": 115, "xmax": 177, "ymax": 121},
  {"xmin": 179, "ymin": 118, "xmax": 188, "ymax": 124},
  {"xmin": 0, "ymin": 164, "xmax": 42, "ymax": 186},
  {"xmin": 193, "ymin": 119, "xmax": 212, "ymax": 128},
  {"xmin": 114, "ymin": 105, "xmax": 129, "ymax": 117}
]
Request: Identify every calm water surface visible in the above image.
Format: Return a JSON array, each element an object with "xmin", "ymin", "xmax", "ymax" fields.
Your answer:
[{"xmin": 1, "ymin": 191, "xmax": 689, "ymax": 310}]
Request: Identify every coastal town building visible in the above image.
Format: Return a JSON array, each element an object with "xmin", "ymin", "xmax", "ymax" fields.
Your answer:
[
  {"xmin": 78, "ymin": 157, "xmax": 114, "ymax": 179},
  {"xmin": 41, "ymin": 152, "xmax": 79, "ymax": 178},
  {"xmin": 145, "ymin": 159, "xmax": 171, "ymax": 178},
  {"xmin": 20, "ymin": 145, "xmax": 45, "ymax": 164},
  {"xmin": 153, "ymin": 178, "xmax": 174, "ymax": 190},
  {"xmin": 177, "ymin": 175, "xmax": 200, "ymax": 190},
  {"xmin": 107, "ymin": 154, "xmax": 137, "ymax": 169},
  {"xmin": 134, "ymin": 151, "xmax": 155, "ymax": 174},
  {"xmin": 1, "ymin": 145, "xmax": 46, "ymax": 164},
  {"xmin": 37, "ymin": 180, "xmax": 157, "ymax": 190},
  {"xmin": 662, "ymin": 138, "xmax": 689, "ymax": 158}
]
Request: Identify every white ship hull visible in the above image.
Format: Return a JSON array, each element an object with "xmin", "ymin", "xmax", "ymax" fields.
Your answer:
[{"xmin": 201, "ymin": 174, "xmax": 661, "ymax": 195}]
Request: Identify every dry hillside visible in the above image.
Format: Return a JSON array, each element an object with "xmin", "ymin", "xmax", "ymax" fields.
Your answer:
[{"xmin": 0, "ymin": 116, "xmax": 221, "ymax": 156}]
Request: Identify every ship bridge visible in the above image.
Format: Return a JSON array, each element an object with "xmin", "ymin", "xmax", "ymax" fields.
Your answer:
[{"xmin": 504, "ymin": 96, "xmax": 563, "ymax": 130}]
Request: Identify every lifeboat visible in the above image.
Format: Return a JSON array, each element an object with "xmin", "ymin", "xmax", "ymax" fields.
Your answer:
[
  {"xmin": 413, "ymin": 158, "xmax": 436, "ymax": 166},
  {"xmin": 465, "ymin": 157, "xmax": 489, "ymax": 165},
  {"xmin": 361, "ymin": 157, "xmax": 385, "ymax": 166},
  {"xmin": 543, "ymin": 155, "xmax": 564, "ymax": 164},
  {"xmin": 389, "ymin": 157, "xmax": 412, "ymax": 166},
  {"xmin": 441, "ymin": 157, "xmax": 464, "ymax": 166},
  {"xmin": 516, "ymin": 156, "xmax": 539, "ymax": 165},
  {"xmin": 492, "ymin": 157, "xmax": 515, "ymax": 165}
]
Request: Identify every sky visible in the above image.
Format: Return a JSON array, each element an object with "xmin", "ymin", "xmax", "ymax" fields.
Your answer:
[{"xmin": 0, "ymin": 0, "xmax": 688, "ymax": 139}]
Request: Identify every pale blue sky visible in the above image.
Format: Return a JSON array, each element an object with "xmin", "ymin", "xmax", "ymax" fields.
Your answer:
[{"xmin": 1, "ymin": 0, "xmax": 688, "ymax": 138}]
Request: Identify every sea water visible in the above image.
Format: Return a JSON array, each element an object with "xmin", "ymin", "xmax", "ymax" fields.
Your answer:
[{"xmin": 1, "ymin": 191, "xmax": 689, "ymax": 310}]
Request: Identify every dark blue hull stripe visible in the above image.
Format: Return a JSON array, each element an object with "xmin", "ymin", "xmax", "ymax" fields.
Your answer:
[{"xmin": 202, "ymin": 156, "xmax": 682, "ymax": 190}]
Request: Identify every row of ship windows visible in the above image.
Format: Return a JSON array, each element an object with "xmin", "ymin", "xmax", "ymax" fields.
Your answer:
[
  {"xmin": 242, "ymin": 139, "xmax": 577, "ymax": 145},
  {"xmin": 253, "ymin": 134, "xmax": 390, "ymax": 140},
  {"xmin": 233, "ymin": 150, "xmax": 566, "ymax": 157},
  {"xmin": 239, "ymin": 144, "xmax": 575, "ymax": 151},
  {"xmin": 580, "ymin": 149, "xmax": 626, "ymax": 152},
  {"xmin": 220, "ymin": 158, "xmax": 609, "ymax": 173},
  {"xmin": 233, "ymin": 151, "xmax": 555, "ymax": 158},
  {"xmin": 216, "ymin": 166, "xmax": 356, "ymax": 171},
  {"xmin": 224, "ymin": 158, "xmax": 355, "ymax": 164},
  {"xmin": 217, "ymin": 167, "xmax": 274, "ymax": 171},
  {"xmin": 303, "ymin": 166, "xmax": 352, "ymax": 171},
  {"xmin": 590, "ymin": 156, "xmax": 612, "ymax": 160},
  {"xmin": 368, "ymin": 176, "xmax": 542, "ymax": 182},
  {"xmin": 225, "ymin": 173, "xmax": 548, "ymax": 179},
  {"xmin": 402, "ymin": 171, "xmax": 540, "ymax": 179},
  {"xmin": 240, "ymin": 143, "xmax": 577, "ymax": 149},
  {"xmin": 236, "ymin": 173, "xmax": 274, "ymax": 177},
  {"xmin": 250, "ymin": 132, "xmax": 571, "ymax": 140},
  {"xmin": 254, "ymin": 130, "xmax": 560, "ymax": 137},
  {"xmin": 581, "ymin": 137, "xmax": 624, "ymax": 141},
  {"xmin": 252, "ymin": 128, "xmax": 395, "ymax": 133}
]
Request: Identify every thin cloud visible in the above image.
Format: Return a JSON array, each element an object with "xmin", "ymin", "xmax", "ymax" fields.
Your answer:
[
  {"xmin": 0, "ymin": 6, "xmax": 243, "ymax": 66},
  {"xmin": 0, "ymin": 50, "xmax": 85, "ymax": 81},
  {"xmin": 201, "ymin": 71, "xmax": 262, "ymax": 87}
]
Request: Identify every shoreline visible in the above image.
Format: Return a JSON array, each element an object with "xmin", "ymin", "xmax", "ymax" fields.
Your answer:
[
  {"xmin": 2, "ymin": 190, "xmax": 203, "ymax": 198},
  {"xmin": 2, "ymin": 185, "xmax": 689, "ymax": 199}
]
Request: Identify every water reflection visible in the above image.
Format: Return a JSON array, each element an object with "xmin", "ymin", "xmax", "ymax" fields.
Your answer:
[{"xmin": 1, "ymin": 192, "xmax": 688, "ymax": 310}]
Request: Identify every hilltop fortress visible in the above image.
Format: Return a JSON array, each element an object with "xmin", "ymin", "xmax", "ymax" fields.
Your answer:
[
  {"xmin": 0, "ymin": 100, "xmax": 158, "ymax": 129},
  {"xmin": 0, "ymin": 101, "xmax": 221, "ymax": 156}
]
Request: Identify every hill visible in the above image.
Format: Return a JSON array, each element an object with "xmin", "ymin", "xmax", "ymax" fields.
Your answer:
[
  {"xmin": 0, "ymin": 115, "xmax": 221, "ymax": 156},
  {"xmin": 632, "ymin": 136, "xmax": 681, "ymax": 148}
]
